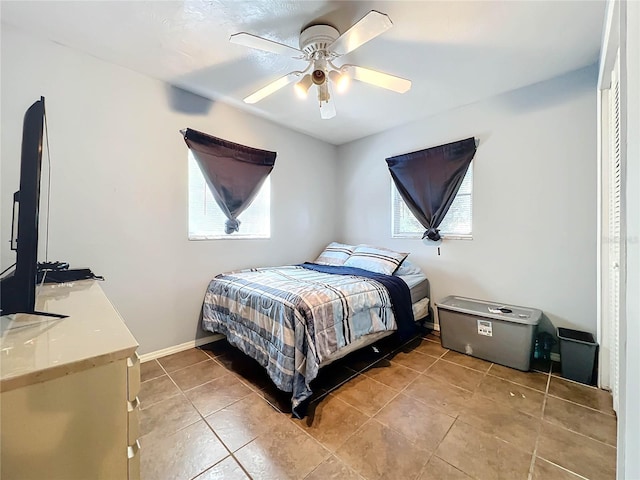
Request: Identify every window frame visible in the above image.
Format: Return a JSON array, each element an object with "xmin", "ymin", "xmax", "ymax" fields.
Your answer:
[
  {"xmin": 390, "ymin": 161, "xmax": 473, "ymax": 240},
  {"xmin": 187, "ymin": 153, "xmax": 271, "ymax": 240}
]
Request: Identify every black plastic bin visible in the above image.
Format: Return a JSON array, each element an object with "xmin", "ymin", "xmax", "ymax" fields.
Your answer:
[{"xmin": 557, "ymin": 327, "xmax": 598, "ymax": 384}]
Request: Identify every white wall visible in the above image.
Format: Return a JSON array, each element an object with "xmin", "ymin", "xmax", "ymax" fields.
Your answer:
[
  {"xmin": 337, "ymin": 66, "xmax": 598, "ymax": 339},
  {"xmin": 1, "ymin": 26, "xmax": 339, "ymax": 354}
]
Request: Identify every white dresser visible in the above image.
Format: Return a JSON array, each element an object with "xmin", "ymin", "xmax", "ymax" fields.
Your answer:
[{"xmin": 0, "ymin": 280, "xmax": 140, "ymax": 480}]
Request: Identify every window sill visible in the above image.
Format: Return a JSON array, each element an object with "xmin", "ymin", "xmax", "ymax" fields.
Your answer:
[
  {"xmin": 442, "ymin": 234, "xmax": 473, "ymax": 240},
  {"xmin": 188, "ymin": 235, "xmax": 270, "ymax": 240},
  {"xmin": 392, "ymin": 234, "xmax": 473, "ymax": 240}
]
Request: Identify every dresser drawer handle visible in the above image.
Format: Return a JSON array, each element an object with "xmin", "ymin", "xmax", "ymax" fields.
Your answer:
[
  {"xmin": 127, "ymin": 440, "xmax": 140, "ymax": 459},
  {"xmin": 127, "ymin": 397, "xmax": 140, "ymax": 412},
  {"xmin": 127, "ymin": 352, "xmax": 140, "ymax": 369}
]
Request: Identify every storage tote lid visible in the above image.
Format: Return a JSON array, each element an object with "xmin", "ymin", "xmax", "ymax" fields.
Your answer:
[{"xmin": 437, "ymin": 296, "xmax": 542, "ymax": 325}]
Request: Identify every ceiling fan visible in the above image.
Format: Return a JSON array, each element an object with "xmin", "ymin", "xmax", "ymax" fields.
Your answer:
[{"xmin": 230, "ymin": 10, "xmax": 412, "ymax": 119}]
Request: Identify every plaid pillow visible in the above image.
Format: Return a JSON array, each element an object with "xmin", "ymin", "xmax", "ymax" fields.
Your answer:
[
  {"xmin": 314, "ymin": 242, "xmax": 355, "ymax": 266},
  {"xmin": 343, "ymin": 245, "xmax": 408, "ymax": 275}
]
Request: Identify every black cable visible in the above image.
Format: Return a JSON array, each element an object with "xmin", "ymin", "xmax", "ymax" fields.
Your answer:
[{"xmin": 43, "ymin": 104, "xmax": 52, "ymax": 262}]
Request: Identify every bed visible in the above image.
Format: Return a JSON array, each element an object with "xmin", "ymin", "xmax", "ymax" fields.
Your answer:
[{"xmin": 201, "ymin": 243, "xmax": 430, "ymax": 416}]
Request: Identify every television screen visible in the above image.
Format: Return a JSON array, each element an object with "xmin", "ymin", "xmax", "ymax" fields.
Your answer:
[{"xmin": 0, "ymin": 97, "xmax": 45, "ymax": 315}]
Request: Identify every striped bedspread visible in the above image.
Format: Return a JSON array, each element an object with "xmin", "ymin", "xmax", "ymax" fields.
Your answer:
[{"xmin": 201, "ymin": 264, "xmax": 413, "ymax": 414}]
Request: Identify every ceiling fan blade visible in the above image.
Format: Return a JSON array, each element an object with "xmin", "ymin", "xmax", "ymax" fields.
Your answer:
[
  {"xmin": 349, "ymin": 66, "xmax": 411, "ymax": 93},
  {"xmin": 329, "ymin": 10, "xmax": 393, "ymax": 56},
  {"xmin": 243, "ymin": 72, "xmax": 299, "ymax": 104},
  {"xmin": 230, "ymin": 32, "xmax": 302, "ymax": 58}
]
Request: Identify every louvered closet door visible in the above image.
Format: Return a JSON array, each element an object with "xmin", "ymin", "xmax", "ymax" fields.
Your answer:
[{"xmin": 608, "ymin": 50, "xmax": 621, "ymax": 413}]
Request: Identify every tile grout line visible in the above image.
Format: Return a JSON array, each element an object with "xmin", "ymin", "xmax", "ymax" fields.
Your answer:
[
  {"xmin": 139, "ymin": 359, "xmax": 186, "ymax": 411},
  {"xmin": 139, "ymin": 358, "xmax": 166, "ymax": 383},
  {"xmin": 526, "ymin": 362, "xmax": 552, "ymax": 480},
  {"xmin": 540, "ymin": 358, "xmax": 618, "ymax": 450},
  {"xmin": 289, "ymin": 396, "xmax": 366, "ymax": 458},
  {"xmin": 187, "ymin": 456, "xmax": 253, "ymax": 480},
  {"xmin": 430, "ymin": 357, "xmax": 579, "ymax": 479},
  {"xmin": 274, "ymin": 342, "xmax": 614, "ymax": 477},
  {"xmin": 311, "ymin": 335, "xmax": 450, "ymax": 465},
  {"xmin": 196, "ymin": 350, "xmax": 277, "ymax": 399},
  {"xmin": 157, "ymin": 352, "xmax": 256, "ymax": 480},
  {"xmin": 300, "ymin": 453, "xmax": 365, "ymax": 480},
  {"xmin": 539, "ymin": 419, "xmax": 618, "ymax": 449},
  {"xmin": 371, "ymin": 340, "xmax": 615, "ymax": 474},
  {"xmin": 173, "ymin": 375, "xmax": 255, "ymax": 480},
  {"xmin": 422, "ymin": 357, "xmax": 495, "ymax": 480},
  {"xmin": 413, "ymin": 451, "xmax": 436, "ymax": 480},
  {"xmin": 312, "ymin": 333, "xmax": 435, "ymax": 412},
  {"xmin": 382, "ymin": 347, "xmax": 478, "ymax": 417},
  {"xmin": 408, "ymin": 355, "xmax": 550, "ymax": 480},
  {"xmin": 537, "ymin": 459, "xmax": 590, "ymax": 480},
  {"xmin": 161, "ymin": 356, "xmax": 218, "ymax": 376},
  {"xmin": 372, "ymin": 336, "xmax": 453, "ymax": 410},
  {"xmin": 281, "ymin": 340, "xmax": 428, "ymax": 469},
  {"xmin": 141, "ymin": 361, "xmax": 243, "ymax": 412},
  {"xmin": 545, "ymin": 392, "xmax": 617, "ymax": 417}
]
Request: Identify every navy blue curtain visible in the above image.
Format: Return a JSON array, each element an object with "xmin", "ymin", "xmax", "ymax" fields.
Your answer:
[
  {"xmin": 386, "ymin": 138, "xmax": 477, "ymax": 241},
  {"xmin": 183, "ymin": 128, "xmax": 276, "ymax": 234}
]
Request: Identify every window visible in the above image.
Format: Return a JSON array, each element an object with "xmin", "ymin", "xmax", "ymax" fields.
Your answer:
[
  {"xmin": 391, "ymin": 162, "xmax": 473, "ymax": 238},
  {"xmin": 188, "ymin": 153, "xmax": 270, "ymax": 239}
]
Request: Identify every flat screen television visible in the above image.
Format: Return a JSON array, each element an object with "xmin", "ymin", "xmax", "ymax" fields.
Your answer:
[{"xmin": 0, "ymin": 97, "xmax": 46, "ymax": 316}]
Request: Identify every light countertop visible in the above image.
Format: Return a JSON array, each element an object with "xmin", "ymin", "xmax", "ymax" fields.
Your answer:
[{"xmin": 1, "ymin": 280, "xmax": 138, "ymax": 392}]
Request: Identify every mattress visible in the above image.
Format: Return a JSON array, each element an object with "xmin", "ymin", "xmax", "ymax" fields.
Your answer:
[
  {"xmin": 408, "ymin": 279, "xmax": 429, "ymax": 304},
  {"xmin": 395, "ymin": 264, "xmax": 429, "ymax": 302}
]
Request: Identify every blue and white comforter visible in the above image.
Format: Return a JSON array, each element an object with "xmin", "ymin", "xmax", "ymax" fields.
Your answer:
[{"xmin": 202, "ymin": 263, "xmax": 414, "ymax": 414}]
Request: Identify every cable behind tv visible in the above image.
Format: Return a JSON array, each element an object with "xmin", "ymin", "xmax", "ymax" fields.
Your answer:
[{"xmin": 43, "ymin": 103, "xmax": 51, "ymax": 263}]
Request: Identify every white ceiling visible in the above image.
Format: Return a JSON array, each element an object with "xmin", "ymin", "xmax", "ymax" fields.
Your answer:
[{"xmin": 1, "ymin": 1, "xmax": 606, "ymax": 145}]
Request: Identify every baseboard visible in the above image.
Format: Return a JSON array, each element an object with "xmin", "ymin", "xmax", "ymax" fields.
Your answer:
[
  {"xmin": 422, "ymin": 319, "xmax": 439, "ymax": 331},
  {"xmin": 139, "ymin": 334, "xmax": 224, "ymax": 363}
]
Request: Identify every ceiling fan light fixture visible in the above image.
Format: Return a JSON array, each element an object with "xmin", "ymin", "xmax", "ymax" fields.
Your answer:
[
  {"xmin": 311, "ymin": 68, "xmax": 326, "ymax": 86},
  {"xmin": 329, "ymin": 69, "xmax": 350, "ymax": 94},
  {"xmin": 311, "ymin": 57, "xmax": 328, "ymax": 86},
  {"xmin": 294, "ymin": 74, "xmax": 313, "ymax": 99}
]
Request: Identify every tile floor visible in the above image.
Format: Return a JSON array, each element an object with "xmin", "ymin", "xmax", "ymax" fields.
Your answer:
[{"xmin": 139, "ymin": 333, "xmax": 617, "ymax": 480}]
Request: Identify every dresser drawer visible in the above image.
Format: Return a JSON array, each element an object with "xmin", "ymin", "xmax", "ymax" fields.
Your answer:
[
  {"xmin": 127, "ymin": 396, "xmax": 140, "ymax": 445},
  {"xmin": 127, "ymin": 440, "xmax": 141, "ymax": 480},
  {"xmin": 127, "ymin": 353, "xmax": 140, "ymax": 402}
]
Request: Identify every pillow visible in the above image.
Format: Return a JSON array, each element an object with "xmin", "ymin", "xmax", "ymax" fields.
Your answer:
[
  {"xmin": 343, "ymin": 245, "xmax": 408, "ymax": 275},
  {"xmin": 314, "ymin": 242, "xmax": 355, "ymax": 266},
  {"xmin": 394, "ymin": 259, "xmax": 423, "ymax": 277}
]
